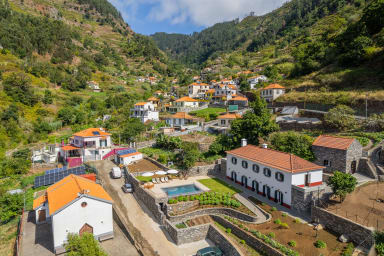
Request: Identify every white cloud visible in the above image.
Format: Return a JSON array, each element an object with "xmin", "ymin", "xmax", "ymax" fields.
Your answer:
[{"xmin": 110, "ymin": 0, "xmax": 288, "ymax": 28}]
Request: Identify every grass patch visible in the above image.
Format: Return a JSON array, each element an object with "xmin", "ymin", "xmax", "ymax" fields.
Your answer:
[
  {"xmin": 136, "ymin": 176, "xmax": 153, "ymax": 182},
  {"xmin": 0, "ymin": 217, "xmax": 18, "ymax": 256},
  {"xmin": 190, "ymin": 108, "xmax": 226, "ymax": 121},
  {"xmin": 197, "ymin": 178, "xmax": 241, "ymax": 195},
  {"xmin": 175, "ymin": 223, "xmax": 187, "ymax": 229}
]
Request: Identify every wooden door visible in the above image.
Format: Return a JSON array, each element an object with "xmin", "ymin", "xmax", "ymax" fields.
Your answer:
[
  {"xmin": 351, "ymin": 161, "xmax": 357, "ymax": 174},
  {"xmin": 79, "ymin": 223, "xmax": 93, "ymax": 236},
  {"xmin": 38, "ymin": 209, "xmax": 46, "ymax": 222}
]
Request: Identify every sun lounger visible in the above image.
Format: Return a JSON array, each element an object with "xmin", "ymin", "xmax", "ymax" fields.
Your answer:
[
  {"xmin": 160, "ymin": 177, "xmax": 165, "ymax": 183},
  {"xmin": 152, "ymin": 178, "xmax": 157, "ymax": 184},
  {"xmin": 164, "ymin": 176, "xmax": 169, "ymax": 182},
  {"xmin": 156, "ymin": 178, "xmax": 161, "ymax": 183}
]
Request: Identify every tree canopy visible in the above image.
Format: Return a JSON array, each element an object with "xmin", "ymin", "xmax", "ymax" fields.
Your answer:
[
  {"xmin": 327, "ymin": 171, "xmax": 357, "ymax": 202},
  {"xmin": 66, "ymin": 232, "xmax": 107, "ymax": 256},
  {"xmin": 324, "ymin": 105, "xmax": 356, "ymax": 131}
]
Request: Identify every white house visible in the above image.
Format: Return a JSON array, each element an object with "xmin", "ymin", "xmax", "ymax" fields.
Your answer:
[
  {"xmin": 248, "ymin": 75, "xmax": 268, "ymax": 89},
  {"xmin": 60, "ymin": 128, "xmax": 113, "ymax": 167},
  {"xmin": 115, "ymin": 149, "xmax": 143, "ymax": 165},
  {"xmin": 226, "ymin": 141, "xmax": 323, "ymax": 208},
  {"xmin": 188, "ymin": 82, "xmax": 210, "ymax": 98},
  {"xmin": 218, "ymin": 113, "xmax": 242, "ymax": 127},
  {"xmin": 87, "ymin": 81, "xmax": 101, "ymax": 92},
  {"xmin": 32, "ymin": 144, "xmax": 60, "ymax": 164},
  {"xmin": 260, "ymin": 84, "xmax": 285, "ymax": 102},
  {"xmin": 169, "ymin": 96, "xmax": 200, "ymax": 113},
  {"xmin": 166, "ymin": 112, "xmax": 198, "ymax": 127},
  {"xmin": 33, "ymin": 174, "xmax": 113, "ymax": 254},
  {"xmin": 131, "ymin": 102, "xmax": 159, "ymax": 123},
  {"xmin": 213, "ymin": 83, "xmax": 237, "ymax": 101}
]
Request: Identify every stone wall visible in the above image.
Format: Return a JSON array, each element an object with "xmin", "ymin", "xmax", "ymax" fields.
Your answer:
[
  {"xmin": 164, "ymin": 219, "xmax": 210, "ymax": 245},
  {"xmin": 211, "ymin": 216, "xmax": 284, "ymax": 256},
  {"xmin": 291, "ymin": 185, "xmax": 326, "ymax": 214},
  {"xmin": 311, "ymin": 205, "xmax": 374, "ymax": 249},
  {"xmin": 358, "ymin": 157, "xmax": 378, "ymax": 179},
  {"xmin": 207, "ymin": 225, "xmax": 242, "ymax": 256},
  {"xmin": 166, "ymin": 207, "xmax": 258, "ymax": 223},
  {"xmin": 279, "ymin": 121, "xmax": 323, "ymax": 132},
  {"xmin": 188, "ymin": 161, "xmax": 222, "ymax": 177},
  {"xmin": 312, "ymin": 146, "xmax": 347, "ymax": 173},
  {"xmin": 165, "ymin": 201, "xmax": 199, "ymax": 215},
  {"xmin": 346, "ymin": 140, "xmax": 363, "ymax": 174}
]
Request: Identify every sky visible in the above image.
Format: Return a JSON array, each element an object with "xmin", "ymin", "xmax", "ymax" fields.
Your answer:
[{"xmin": 109, "ymin": 0, "xmax": 288, "ymax": 35}]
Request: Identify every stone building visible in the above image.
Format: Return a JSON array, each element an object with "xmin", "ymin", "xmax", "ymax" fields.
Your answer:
[{"xmin": 312, "ymin": 135, "xmax": 363, "ymax": 174}]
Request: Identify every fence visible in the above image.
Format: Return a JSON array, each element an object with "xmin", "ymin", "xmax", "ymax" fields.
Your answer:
[{"xmin": 14, "ymin": 210, "xmax": 25, "ymax": 256}]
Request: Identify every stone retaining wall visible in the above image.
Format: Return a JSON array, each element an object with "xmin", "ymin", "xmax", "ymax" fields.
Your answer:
[
  {"xmin": 211, "ymin": 215, "xmax": 284, "ymax": 256},
  {"xmin": 166, "ymin": 207, "xmax": 258, "ymax": 223},
  {"xmin": 311, "ymin": 205, "xmax": 374, "ymax": 249},
  {"xmin": 207, "ymin": 225, "xmax": 242, "ymax": 256},
  {"xmin": 188, "ymin": 162, "xmax": 220, "ymax": 177},
  {"xmin": 164, "ymin": 219, "xmax": 210, "ymax": 245},
  {"xmin": 165, "ymin": 201, "xmax": 199, "ymax": 215}
]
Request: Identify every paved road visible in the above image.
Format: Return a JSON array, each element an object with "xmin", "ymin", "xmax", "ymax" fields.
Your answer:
[{"xmin": 91, "ymin": 160, "xmax": 212, "ymax": 256}]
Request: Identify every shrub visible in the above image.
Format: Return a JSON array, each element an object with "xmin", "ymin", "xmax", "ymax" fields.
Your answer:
[
  {"xmin": 271, "ymin": 207, "xmax": 277, "ymax": 212},
  {"xmin": 261, "ymin": 202, "xmax": 266, "ymax": 206},
  {"xmin": 288, "ymin": 240, "xmax": 297, "ymax": 247},
  {"xmin": 178, "ymin": 196, "xmax": 183, "ymax": 201},
  {"xmin": 238, "ymin": 224, "xmax": 244, "ymax": 229},
  {"xmin": 226, "ymin": 228, "xmax": 231, "ymax": 233},
  {"xmin": 280, "ymin": 223, "xmax": 289, "ymax": 229},
  {"xmin": 175, "ymin": 223, "xmax": 187, "ymax": 229},
  {"xmin": 274, "ymin": 218, "xmax": 282, "ymax": 225},
  {"xmin": 267, "ymin": 232, "xmax": 275, "ymax": 238},
  {"xmin": 282, "ymin": 212, "xmax": 287, "ymax": 217},
  {"xmin": 341, "ymin": 243, "xmax": 354, "ymax": 256},
  {"xmin": 315, "ymin": 240, "xmax": 327, "ymax": 248},
  {"xmin": 183, "ymin": 196, "xmax": 188, "ymax": 202},
  {"xmin": 240, "ymin": 240, "xmax": 246, "ymax": 245},
  {"xmin": 294, "ymin": 218, "xmax": 301, "ymax": 224}
]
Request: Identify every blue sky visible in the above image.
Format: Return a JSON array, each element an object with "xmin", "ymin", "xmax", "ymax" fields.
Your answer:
[{"xmin": 109, "ymin": 0, "xmax": 288, "ymax": 35}]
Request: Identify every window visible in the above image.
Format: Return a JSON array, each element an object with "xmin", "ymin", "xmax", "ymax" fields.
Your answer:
[
  {"xmin": 221, "ymin": 120, "xmax": 226, "ymax": 125},
  {"xmin": 324, "ymin": 160, "xmax": 331, "ymax": 166},
  {"xmin": 263, "ymin": 168, "xmax": 271, "ymax": 177},
  {"xmin": 232, "ymin": 157, "xmax": 237, "ymax": 165},
  {"xmin": 252, "ymin": 164, "xmax": 260, "ymax": 173},
  {"xmin": 242, "ymin": 160, "xmax": 248, "ymax": 169},
  {"xmin": 275, "ymin": 172, "xmax": 284, "ymax": 182},
  {"xmin": 81, "ymin": 202, "xmax": 87, "ymax": 208}
]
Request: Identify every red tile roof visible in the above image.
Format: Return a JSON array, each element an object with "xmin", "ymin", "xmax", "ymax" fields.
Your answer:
[
  {"xmin": 175, "ymin": 96, "xmax": 198, "ymax": 102},
  {"xmin": 227, "ymin": 145, "xmax": 323, "ymax": 173},
  {"xmin": 263, "ymin": 84, "xmax": 285, "ymax": 90},
  {"xmin": 169, "ymin": 112, "xmax": 194, "ymax": 119},
  {"xmin": 312, "ymin": 135, "xmax": 355, "ymax": 150},
  {"xmin": 218, "ymin": 113, "xmax": 242, "ymax": 119},
  {"xmin": 73, "ymin": 128, "xmax": 111, "ymax": 137}
]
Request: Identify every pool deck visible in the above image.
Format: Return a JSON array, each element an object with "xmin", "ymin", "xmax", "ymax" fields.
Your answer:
[{"xmin": 149, "ymin": 176, "xmax": 211, "ymax": 199}]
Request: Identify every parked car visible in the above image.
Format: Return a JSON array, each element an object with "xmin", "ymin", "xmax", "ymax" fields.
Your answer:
[
  {"xmin": 111, "ymin": 167, "xmax": 122, "ymax": 179},
  {"xmin": 196, "ymin": 247, "xmax": 223, "ymax": 256},
  {"xmin": 122, "ymin": 183, "xmax": 133, "ymax": 193}
]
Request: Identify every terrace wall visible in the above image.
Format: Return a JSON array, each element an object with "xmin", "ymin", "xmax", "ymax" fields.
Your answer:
[
  {"xmin": 311, "ymin": 205, "xmax": 374, "ymax": 249},
  {"xmin": 206, "ymin": 225, "xmax": 242, "ymax": 256},
  {"xmin": 164, "ymin": 220, "xmax": 210, "ymax": 245}
]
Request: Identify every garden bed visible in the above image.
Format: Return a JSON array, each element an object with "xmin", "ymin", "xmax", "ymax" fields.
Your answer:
[{"xmin": 246, "ymin": 197, "xmax": 348, "ymax": 255}]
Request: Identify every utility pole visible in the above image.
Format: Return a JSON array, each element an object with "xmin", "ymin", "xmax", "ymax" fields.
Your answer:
[{"xmin": 365, "ymin": 93, "xmax": 368, "ymax": 119}]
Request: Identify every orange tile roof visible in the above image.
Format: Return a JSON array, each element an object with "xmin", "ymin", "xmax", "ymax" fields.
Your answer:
[
  {"xmin": 120, "ymin": 151, "xmax": 142, "ymax": 158},
  {"xmin": 190, "ymin": 83, "xmax": 208, "ymax": 87},
  {"xmin": 206, "ymin": 89, "xmax": 215, "ymax": 94},
  {"xmin": 218, "ymin": 113, "xmax": 242, "ymax": 119},
  {"xmin": 175, "ymin": 96, "xmax": 198, "ymax": 102},
  {"xmin": 227, "ymin": 145, "xmax": 323, "ymax": 173},
  {"xmin": 231, "ymin": 96, "xmax": 248, "ymax": 101},
  {"xmin": 73, "ymin": 128, "xmax": 111, "ymax": 138},
  {"xmin": 33, "ymin": 194, "xmax": 46, "ymax": 209},
  {"xmin": 263, "ymin": 84, "xmax": 285, "ymax": 90},
  {"xmin": 170, "ymin": 112, "xmax": 194, "ymax": 119},
  {"xmin": 61, "ymin": 145, "xmax": 80, "ymax": 151},
  {"xmin": 33, "ymin": 175, "xmax": 112, "ymax": 215},
  {"xmin": 147, "ymin": 97, "xmax": 159, "ymax": 101},
  {"xmin": 312, "ymin": 135, "xmax": 355, "ymax": 150},
  {"xmin": 228, "ymin": 84, "xmax": 237, "ymax": 90}
]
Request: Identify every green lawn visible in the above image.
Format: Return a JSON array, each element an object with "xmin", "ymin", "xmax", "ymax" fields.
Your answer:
[
  {"xmin": 197, "ymin": 178, "xmax": 241, "ymax": 195},
  {"xmin": 136, "ymin": 176, "xmax": 153, "ymax": 182},
  {"xmin": 190, "ymin": 108, "xmax": 226, "ymax": 121}
]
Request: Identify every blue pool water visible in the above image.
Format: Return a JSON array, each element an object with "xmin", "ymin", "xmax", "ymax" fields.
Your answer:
[{"xmin": 162, "ymin": 184, "xmax": 201, "ymax": 197}]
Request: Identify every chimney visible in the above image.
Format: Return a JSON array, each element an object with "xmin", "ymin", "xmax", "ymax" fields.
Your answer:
[
  {"xmin": 241, "ymin": 139, "xmax": 247, "ymax": 147},
  {"xmin": 262, "ymin": 143, "xmax": 268, "ymax": 149}
]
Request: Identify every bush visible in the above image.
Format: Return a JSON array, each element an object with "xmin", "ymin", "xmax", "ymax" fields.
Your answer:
[
  {"xmin": 240, "ymin": 240, "xmax": 246, "ymax": 245},
  {"xmin": 274, "ymin": 218, "xmax": 282, "ymax": 225},
  {"xmin": 226, "ymin": 228, "xmax": 231, "ymax": 233},
  {"xmin": 315, "ymin": 240, "xmax": 327, "ymax": 248},
  {"xmin": 341, "ymin": 243, "xmax": 354, "ymax": 256},
  {"xmin": 282, "ymin": 212, "xmax": 287, "ymax": 217},
  {"xmin": 271, "ymin": 207, "xmax": 277, "ymax": 212},
  {"xmin": 288, "ymin": 240, "xmax": 297, "ymax": 247},
  {"xmin": 183, "ymin": 196, "xmax": 188, "ymax": 202},
  {"xmin": 294, "ymin": 218, "xmax": 301, "ymax": 224},
  {"xmin": 178, "ymin": 196, "xmax": 183, "ymax": 201},
  {"xmin": 280, "ymin": 223, "xmax": 289, "ymax": 229},
  {"xmin": 267, "ymin": 232, "xmax": 275, "ymax": 238}
]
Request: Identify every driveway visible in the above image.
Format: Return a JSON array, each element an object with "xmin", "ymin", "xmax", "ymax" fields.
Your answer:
[{"xmin": 90, "ymin": 160, "xmax": 214, "ymax": 256}]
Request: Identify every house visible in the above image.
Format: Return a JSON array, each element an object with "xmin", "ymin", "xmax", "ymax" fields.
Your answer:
[
  {"xmin": 60, "ymin": 128, "xmax": 113, "ymax": 167},
  {"xmin": 248, "ymin": 75, "xmax": 268, "ymax": 89},
  {"xmin": 165, "ymin": 112, "xmax": 200, "ymax": 127},
  {"xmin": 131, "ymin": 102, "xmax": 159, "ymax": 123},
  {"xmin": 87, "ymin": 81, "xmax": 101, "ymax": 92},
  {"xmin": 33, "ymin": 174, "xmax": 113, "ymax": 254},
  {"xmin": 188, "ymin": 82, "xmax": 210, "ymax": 98},
  {"xmin": 205, "ymin": 89, "xmax": 215, "ymax": 99},
  {"xmin": 312, "ymin": 135, "xmax": 363, "ymax": 174},
  {"xmin": 218, "ymin": 113, "xmax": 242, "ymax": 127},
  {"xmin": 147, "ymin": 97, "xmax": 160, "ymax": 108},
  {"xmin": 154, "ymin": 90, "xmax": 163, "ymax": 97},
  {"xmin": 213, "ymin": 83, "xmax": 237, "ymax": 102},
  {"xmin": 169, "ymin": 96, "xmax": 200, "ymax": 113},
  {"xmin": 32, "ymin": 144, "xmax": 60, "ymax": 164},
  {"xmin": 136, "ymin": 77, "xmax": 146, "ymax": 82},
  {"xmin": 228, "ymin": 95, "xmax": 248, "ymax": 107},
  {"xmin": 115, "ymin": 149, "xmax": 142, "ymax": 165},
  {"xmin": 226, "ymin": 141, "xmax": 323, "ymax": 208},
  {"xmin": 260, "ymin": 84, "xmax": 285, "ymax": 102},
  {"xmin": 148, "ymin": 77, "xmax": 158, "ymax": 85}
]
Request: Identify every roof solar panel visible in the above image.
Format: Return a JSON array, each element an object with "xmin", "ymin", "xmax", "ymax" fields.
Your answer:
[
  {"xmin": 45, "ymin": 166, "xmax": 67, "ymax": 175},
  {"xmin": 34, "ymin": 166, "xmax": 86, "ymax": 188},
  {"xmin": 116, "ymin": 148, "xmax": 136, "ymax": 156},
  {"xmin": 92, "ymin": 131, "xmax": 100, "ymax": 135}
]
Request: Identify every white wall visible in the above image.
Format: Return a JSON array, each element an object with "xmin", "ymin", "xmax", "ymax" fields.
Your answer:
[
  {"xmin": 121, "ymin": 153, "xmax": 143, "ymax": 165},
  {"xmin": 52, "ymin": 197, "xmax": 113, "ymax": 249}
]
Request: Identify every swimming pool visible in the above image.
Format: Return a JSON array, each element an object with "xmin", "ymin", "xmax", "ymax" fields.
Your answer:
[{"xmin": 162, "ymin": 184, "xmax": 201, "ymax": 197}]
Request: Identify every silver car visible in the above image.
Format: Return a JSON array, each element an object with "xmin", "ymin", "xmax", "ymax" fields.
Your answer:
[{"xmin": 122, "ymin": 183, "xmax": 133, "ymax": 193}]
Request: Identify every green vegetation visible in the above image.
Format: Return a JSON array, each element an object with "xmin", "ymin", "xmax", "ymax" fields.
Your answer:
[
  {"xmin": 270, "ymin": 207, "xmax": 277, "ymax": 212},
  {"xmin": 293, "ymin": 218, "xmax": 301, "ymax": 224},
  {"xmin": 168, "ymin": 192, "xmax": 242, "ymax": 209},
  {"xmin": 226, "ymin": 228, "xmax": 231, "ymax": 233},
  {"xmin": 66, "ymin": 232, "xmax": 107, "ymax": 256},
  {"xmin": 197, "ymin": 178, "xmax": 241, "ymax": 195},
  {"xmin": 324, "ymin": 105, "xmax": 357, "ymax": 131},
  {"xmin": 274, "ymin": 219, "xmax": 282, "ymax": 225},
  {"xmin": 280, "ymin": 223, "xmax": 290, "ymax": 229},
  {"xmin": 314, "ymin": 240, "xmax": 327, "ymax": 249},
  {"xmin": 327, "ymin": 171, "xmax": 358, "ymax": 202},
  {"xmin": 288, "ymin": 240, "xmax": 297, "ymax": 247},
  {"xmin": 175, "ymin": 223, "xmax": 187, "ymax": 229},
  {"xmin": 341, "ymin": 243, "xmax": 355, "ymax": 256},
  {"xmin": 267, "ymin": 232, "xmax": 275, "ymax": 238},
  {"xmin": 190, "ymin": 108, "xmax": 226, "ymax": 121},
  {"xmin": 374, "ymin": 231, "xmax": 384, "ymax": 255},
  {"xmin": 136, "ymin": 176, "xmax": 153, "ymax": 182}
]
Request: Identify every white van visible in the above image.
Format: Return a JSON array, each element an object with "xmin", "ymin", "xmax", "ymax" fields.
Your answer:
[{"xmin": 111, "ymin": 167, "xmax": 122, "ymax": 179}]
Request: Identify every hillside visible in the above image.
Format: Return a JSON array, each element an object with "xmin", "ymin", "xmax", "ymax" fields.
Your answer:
[
  {"xmin": 152, "ymin": 0, "xmax": 384, "ymax": 111},
  {"xmin": 0, "ymin": 0, "xmax": 184, "ymax": 157}
]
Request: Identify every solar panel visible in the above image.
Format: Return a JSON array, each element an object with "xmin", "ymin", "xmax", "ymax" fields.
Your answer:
[
  {"xmin": 35, "ymin": 166, "xmax": 86, "ymax": 188},
  {"xmin": 116, "ymin": 148, "xmax": 136, "ymax": 156},
  {"xmin": 45, "ymin": 166, "xmax": 67, "ymax": 175},
  {"xmin": 92, "ymin": 131, "xmax": 100, "ymax": 135}
]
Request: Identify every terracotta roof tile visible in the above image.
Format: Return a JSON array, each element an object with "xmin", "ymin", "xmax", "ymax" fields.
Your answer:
[
  {"xmin": 175, "ymin": 96, "xmax": 198, "ymax": 102},
  {"xmin": 227, "ymin": 145, "xmax": 322, "ymax": 173},
  {"xmin": 263, "ymin": 84, "xmax": 285, "ymax": 90},
  {"xmin": 73, "ymin": 128, "xmax": 111, "ymax": 137},
  {"xmin": 33, "ymin": 174, "xmax": 112, "ymax": 215},
  {"xmin": 312, "ymin": 135, "xmax": 355, "ymax": 150},
  {"xmin": 147, "ymin": 97, "xmax": 159, "ymax": 101},
  {"xmin": 61, "ymin": 145, "xmax": 80, "ymax": 151},
  {"xmin": 120, "ymin": 151, "xmax": 142, "ymax": 158},
  {"xmin": 169, "ymin": 112, "xmax": 194, "ymax": 119},
  {"xmin": 231, "ymin": 96, "xmax": 248, "ymax": 101},
  {"xmin": 135, "ymin": 102, "xmax": 148, "ymax": 106},
  {"xmin": 218, "ymin": 113, "xmax": 242, "ymax": 119}
]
